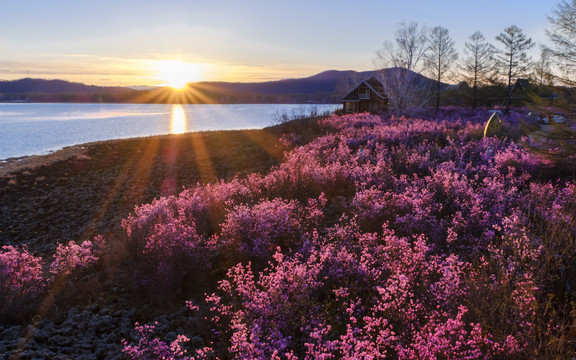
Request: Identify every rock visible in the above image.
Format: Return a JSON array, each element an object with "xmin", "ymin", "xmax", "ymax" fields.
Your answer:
[
  {"xmin": 79, "ymin": 342, "xmax": 95, "ymax": 351},
  {"xmin": 12, "ymin": 349, "xmax": 36, "ymax": 360},
  {"xmin": 77, "ymin": 320, "xmax": 88, "ymax": 332},
  {"xmin": 32, "ymin": 327, "xmax": 52, "ymax": 343},
  {"xmin": 1, "ymin": 326, "xmax": 22, "ymax": 341},
  {"xmin": 49, "ymin": 334, "xmax": 73, "ymax": 347},
  {"xmin": 75, "ymin": 354, "xmax": 96, "ymax": 360},
  {"xmin": 94, "ymin": 315, "xmax": 114, "ymax": 333},
  {"xmin": 66, "ymin": 307, "xmax": 79, "ymax": 322}
]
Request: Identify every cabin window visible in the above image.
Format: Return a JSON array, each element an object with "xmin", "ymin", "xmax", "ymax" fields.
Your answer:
[
  {"xmin": 358, "ymin": 87, "xmax": 370, "ymax": 99},
  {"xmin": 345, "ymin": 102, "xmax": 353, "ymax": 112}
]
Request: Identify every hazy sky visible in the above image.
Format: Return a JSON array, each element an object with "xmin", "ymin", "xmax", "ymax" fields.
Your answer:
[{"xmin": 0, "ymin": 0, "xmax": 556, "ymax": 86}]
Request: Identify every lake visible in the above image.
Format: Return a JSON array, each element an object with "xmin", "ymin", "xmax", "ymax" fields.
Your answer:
[{"xmin": 0, "ymin": 103, "xmax": 340, "ymax": 160}]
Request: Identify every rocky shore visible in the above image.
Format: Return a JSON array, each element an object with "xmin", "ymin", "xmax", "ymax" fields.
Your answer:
[
  {"xmin": 0, "ymin": 125, "xmax": 297, "ymax": 359},
  {"xmin": 0, "ymin": 129, "xmax": 287, "ymax": 255},
  {"xmin": 0, "ymin": 300, "xmax": 200, "ymax": 359},
  {"xmin": 1, "ymin": 304, "xmax": 136, "ymax": 359}
]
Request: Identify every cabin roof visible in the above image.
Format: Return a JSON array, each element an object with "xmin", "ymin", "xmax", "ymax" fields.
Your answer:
[
  {"xmin": 342, "ymin": 75, "xmax": 386, "ymax": 101},
  {"xmin": 512, "ymin": 78, "xmax": 531, "ymax": 92}
]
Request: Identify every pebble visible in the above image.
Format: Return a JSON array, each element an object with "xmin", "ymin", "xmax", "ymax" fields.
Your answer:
[
  {"xmin": 0, "ymin": 305, "xmax": 131, "ymax": 359},
  {"xmin": 0, "ymin": 304, "xmax": 195, "ymax": 359}
]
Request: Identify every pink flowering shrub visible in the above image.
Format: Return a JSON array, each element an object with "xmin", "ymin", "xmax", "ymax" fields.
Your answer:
[
  {"xmin": 121, "ymin": 111, "xmax": 576, "ymax": 358},
  {"xmin": 175, "ymin": 179, "xmax": 256, "ymax": 236},
  {"xmin": 121, "ymin": 195, "xmax": 213, "ymax": 300},
  {"xmin": 196, "ymin": 222, "xmax": 518, "ymax": 359},
  {"xmin": 50, "ymin": 240, "xmax": 99, "ymax": 275},
  {"xmin": 216, "ymin": 196, "xmax": 326, "ymax": 267},
  {"xmin": 0, "ymin": 245, "xmax": 45, "ymax": 320},
  {"xmin": 257, "ymin": 140, "xmax": 357, "ymax": 201},
  {"xmin": 0, "ymin": 237, "xmax": 107, "ymax": 322},
  {"xmin": 122, "ymin": 322, "xmax": 197, "ymax": 360}
]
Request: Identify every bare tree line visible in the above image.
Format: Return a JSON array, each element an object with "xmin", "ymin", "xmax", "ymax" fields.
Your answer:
[{"xmin": 370, "ymin": 0, "xmax": 576, "ymax": 115}]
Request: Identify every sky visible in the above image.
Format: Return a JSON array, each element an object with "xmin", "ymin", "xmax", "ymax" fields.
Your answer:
[{"xmin": 0, "ymin": 0, "xmax": 557, "ymax": 87}]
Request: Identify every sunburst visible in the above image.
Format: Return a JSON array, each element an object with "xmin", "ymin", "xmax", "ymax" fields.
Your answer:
[{"xmin": 156, "ymin": 60, "xmax": 201, "ymax": 90}]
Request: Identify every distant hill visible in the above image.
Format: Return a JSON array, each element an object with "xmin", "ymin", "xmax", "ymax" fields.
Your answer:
[
  {"xmin": 0, "ymin": 78, "xmax": 137, "ymax": 102},
  {"xmin": 179, "ymin": 70, "xmax": 377, "ymax": 104},
  {"xmin": 0, "ymin": 70, "xmax": 444, "ymax": 104},
  {"xmin": 184, "ymin": 68, "xmax": 444, "ymax": 104},
  {"xmin": 197, "ymin": 70, "xmax": 376, "ymax": 95},
  {"xmin": 0, "ymin": 78, "xmax": 131, "ymax": 94}
]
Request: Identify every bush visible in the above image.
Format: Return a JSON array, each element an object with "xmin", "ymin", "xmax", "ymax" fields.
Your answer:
[
  {"xmin": 0, "ymin": 245, "xmax": 46, "ymax": 321},
  {"xmin": 109, "ymin": 111, "xmax": 576, "ymax": 357}
]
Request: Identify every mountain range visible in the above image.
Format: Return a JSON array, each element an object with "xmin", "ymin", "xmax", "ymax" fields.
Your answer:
[{"xmin": 0, "ymin": 69, "xmax": 441, "ymax": 104}]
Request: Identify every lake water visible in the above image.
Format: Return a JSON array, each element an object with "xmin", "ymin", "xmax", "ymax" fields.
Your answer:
[{"xmin": 0, "ymin": 103, "xmax": 340, "ymax": 160}]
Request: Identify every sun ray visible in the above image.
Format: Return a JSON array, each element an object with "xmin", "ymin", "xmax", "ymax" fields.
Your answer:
[
  {"xmin": 240, "ymin": 129, "xmax": 287, "ymax": 162},
  {"xmin": 189, "ymin": 132, "xmax": 217, "ymax": 184}
]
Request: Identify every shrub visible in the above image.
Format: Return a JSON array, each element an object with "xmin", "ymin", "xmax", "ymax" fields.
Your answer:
[
  {"xmin": 50, "ymin": 240, "xmax": 99, "ymax": 276},
  {"xmin": 0, "ymin": 245, "xmax": 45, "ymax": 321},
  {"xmin": 120, "ymin": 110, "xmax": 576, "ymax": 358}
]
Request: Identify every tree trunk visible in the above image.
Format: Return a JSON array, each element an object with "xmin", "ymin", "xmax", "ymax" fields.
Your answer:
[
  {"xmin": 436, "ymin": 80, "xmax": 441, "ymax": 110},
  {"xmin": 506, "ymin": 54, "xmax": 513, "ymax": 110},
  {"xmin": 472, "ymin": 70, "xmax": 478, "ymax": 109}
]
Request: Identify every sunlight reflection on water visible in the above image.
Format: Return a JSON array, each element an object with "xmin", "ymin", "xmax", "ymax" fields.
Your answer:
[{"xmin": 170, "ymin": 104, "xmax": 187, "ymax": 134}]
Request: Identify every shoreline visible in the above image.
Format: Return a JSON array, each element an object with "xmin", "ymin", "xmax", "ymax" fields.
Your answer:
[
  {"xmin": 0, "ymin": 145, "xmax": 90, "ymax": 178},
  {"xmin": 0, "ymin": 125, "xmax": 297, "ymax": 254},
  {"xmin": 0, "ymin": 112, "xmax": 325, "ymax": 178},
  {"xmin": 0, "ymin": 129, "xmax": 263, "ymax": 178}
]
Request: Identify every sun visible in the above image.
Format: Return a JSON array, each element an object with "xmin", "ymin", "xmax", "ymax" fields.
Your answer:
[{"xmin": 156, "ymin": 60, "xmax": 201, "ymax": 90}]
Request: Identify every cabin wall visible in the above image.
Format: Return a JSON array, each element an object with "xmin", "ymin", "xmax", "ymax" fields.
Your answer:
[
  {"xmin": 344, "ymin": 101, "xmax": 358, "ymax": 113},
  {"xmin": 342, "ymin": 86, "xmax": 388, "ymax": 114}
]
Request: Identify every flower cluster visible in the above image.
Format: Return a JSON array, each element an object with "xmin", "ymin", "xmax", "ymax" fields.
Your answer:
[
  {"xmin": 0, "ymin": 245, "xmax": 45, "ymax": 315},
  {"xmin": 49, "ymin": 240, "xmax": 99, "ymax": 275},
  {"xmin": 122, "ymin": 322, "xmax": 193, "ymax": 360},
  {"xmin": 0, "ymin": 236, "xmax": 106, "ymax": 321},
  {"xmin": 105, "ymin": 110, "xmax": 576, "ymax": 358}
]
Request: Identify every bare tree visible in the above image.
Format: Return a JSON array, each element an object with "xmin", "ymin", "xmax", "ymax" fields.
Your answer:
[
  {"xmin": 460, "ymin": 31, "xmax": 497, "ymax": 108},
  {"xmin": 528, "ymin": 47, "xmax": 557, "ymax": 115},
  {"xmin": 546, "ymin": 0, "xmax": 576, "ymax": 85},
  {"xmin": 425, "ymin": 26, "xmax": 458, "ymax": 110},
  {"xmin": 533, "ymin": 47, "xmax": 554, "ymax": 89},
  {"xmin": 374, "ymin": 21, "xmax": 430, "ymax": 116},
  {"xmin": 495, "ymin": 25, "xmax": 535, "ymax": 109}
]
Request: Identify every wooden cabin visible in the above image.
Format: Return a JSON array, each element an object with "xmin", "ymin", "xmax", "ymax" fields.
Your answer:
[{"xmin": 342, "ymin": 75, "xmax": 388, "ymax": 113}]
